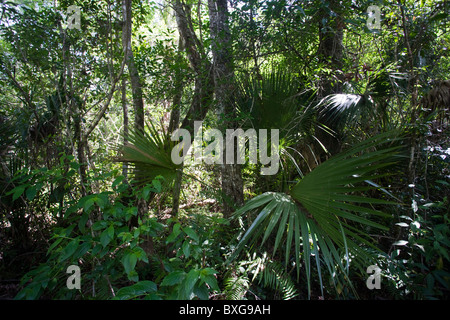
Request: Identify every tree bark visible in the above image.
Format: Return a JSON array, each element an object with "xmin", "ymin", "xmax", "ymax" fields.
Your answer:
[
  {"xmin": 208, "ymin": 0, "xmax": 244, "ymax": 217},
  {"xmin": 168, "ymin": 39, "xmax": 184, "ymax": 217},
  {"xmin": 174, "ymin": 0, "xmax": 214, "ymax": 136},
  {"xmin": 122, "ymin": 77, "xmax": 129, "ymax": 180},
  {"xmin": 122, "ymin": 0, "xmax": 145, "ymax": 133},
  {"xmin": 317, "ymin": 0, "xmax": 344, "ymax": 95},
  {"xmin": 122, "ymin": 0, "xmax": 147, "ymax": 219},
  {"xmin": 315, "ymin": 0, "xmax": 345, "ymax": 159}
]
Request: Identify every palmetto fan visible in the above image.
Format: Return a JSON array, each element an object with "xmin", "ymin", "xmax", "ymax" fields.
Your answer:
[
  {"xmin": 227, "ymin": 131, "xmax": 404, "ymax": 298},
  {"xmin": 236, "ymin": 68, "xmax": 316, "ymax": 146},
  {"xmin": 116, "ymin": 121, "xmax": 181, "ymax": 188}
]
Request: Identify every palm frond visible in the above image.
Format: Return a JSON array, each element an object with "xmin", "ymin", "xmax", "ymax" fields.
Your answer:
[
  {"xmin": 236, "ymin": 68, "xmax": 315, "ymax": 145},
  {"xmin": 116, "ymin": 121, "xmax": 181, "ymax": 187},
  {"xmin": 228, "ymin": 132, "xmax": 404, "ymax": 298},
  {"xmin": 316, "ymin": 93, "xmax": 373, "ymax": 128}
]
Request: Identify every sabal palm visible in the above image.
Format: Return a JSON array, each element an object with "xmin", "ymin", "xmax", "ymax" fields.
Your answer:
[
  {"xmin": 227, "ymin": 132, "xmax": 403, "ymax": 298},
  {"xmin": 117, "ymin": 70, "xmax": 403, "ymax": 299}
]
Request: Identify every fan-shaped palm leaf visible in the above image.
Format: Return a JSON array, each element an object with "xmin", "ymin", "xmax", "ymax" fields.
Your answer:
[
  {"xmin": 228, "ymin": 131, "xmax": 404, "ymax": 298},
  {"xmin": 236, "ymin": 68, "xmax": 315, "ymax": 146},
  {"xmin": 116, "ymin": 121, "xmax": 181, "ymax": 188},
  {"xmin": 316, "ymin": 93, "xmax": 373, "ymax": 128}
]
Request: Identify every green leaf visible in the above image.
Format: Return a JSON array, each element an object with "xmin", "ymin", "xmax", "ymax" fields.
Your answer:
[
  {"xmin": 133, "ymin": 246, "xmax": 148, "ymax": 263},
  {"xmin": 83, "ymin": 197, "xmax": 95, "ymax": 212},
  {"xmin": 166, "ymin": 223, "xmax": 181, "ymax": 243},
  {"xmin": 92, "ymin": 221, "xmax": 108, "ymax": 231},
  {"xmin": 127, "ymin": 270, "xmax": 139, "ymax": 282},
  {"xmin": 107, "ymin": 224, "xmax": 114, "ymax": 238},
  {"xmin": 194, "ymin": 284, "xmax": 209, "ymax": 300},
  {"xmin": 26, "ymin": 186, "xmax": 37, "ymax": 201},
  {"xmin": 75, "ymin": 241, "xmax": 91, "ymax": 258},
  {"xmin": 200, "ymin": 269, "xmax": 219, "ymax": 291},
  {"xmin": 180, "ymin": 269, "xmax": 200, "ymax": 299},
  {"xmin": 59, "ymin": 240, "xmax": 79, "ymax": 262},
  {"xmin": 12, "ymin": 185, "xmax": 26, "ymax": 201},
  {"xmin": 115, "ymin": 281, "xmax": 157, "ymax": 300},
  {"xmin": 100, "ymin": 226, "xmax": 114, "ymax": 247},
  {"xmin": 112, "ymin": 176, "xmax": 125, "ymax": 188},
  {"xmin": 183, "ymin": 227, "xmax": 199, "ymax": 243},
  {"xmin": 161, "ymin": 271, "xmax": 186, "ymax": 286},
  {"xmin": 152, "ymin": 178, "xmax": 162, "ymax": 193},
  {"xmin": 122, "ymin": 252, "xmax": 138, "ymax": 274},
  {"xmin": 182, "ymin": 241, "xmax": 190, "ymax": 258},
  {"xmin": 47, "ymin": 237, "xmax": 63, "ymax": 255},
  {"xmin": 78, "ymin": 213, "xmax": 89, "ymax": 233}
]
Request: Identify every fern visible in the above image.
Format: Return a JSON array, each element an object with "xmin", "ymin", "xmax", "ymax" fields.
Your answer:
[
  {"xmin": 223, "ymin": 274, "xmax": 250, "ymax": 300},
  {"xmin": 224, "ymin": 253, "xmax": 298, "ymax": 300},
  {"xmin": 257, "ymin": 260, "xmax": 298, "ymax": 300}
]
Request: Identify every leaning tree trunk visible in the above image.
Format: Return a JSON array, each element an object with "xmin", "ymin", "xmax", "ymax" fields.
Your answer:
[
  {"xmin": 208, "ymin": 0, "xmax": 244, "ymax": 217},
  {"xmin": 174, "ymin": 0, "xmax": 214, "ymax": 135}
]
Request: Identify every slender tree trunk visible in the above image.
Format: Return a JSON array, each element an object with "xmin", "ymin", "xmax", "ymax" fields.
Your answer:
[
  {"xmin": 208, "ymin": 0, "xmax": 244, "ymax": 217},
  {"xmin": 168, "ymin": 39, "xmax": 184, "ymax": 217},
  {"xmin": 398, "ymin": 1, "xmax": 419, "ymax": 186},
  {"xmin": 122, "ymin": 77, "xmax": 129, "ymax": 180},
  {"xmin": 122, "ymin": 0, "xmax": 145, "ymax": 133},
  {"xmin": 122, "ymin": 0, "xmax": 146, "ymax": 219}
]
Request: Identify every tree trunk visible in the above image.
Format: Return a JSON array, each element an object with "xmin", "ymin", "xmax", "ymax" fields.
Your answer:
[
  {"xmin": 317, "ymin": 0, "xmax": 344, "ymax": 95},
  {"xmin": 122, "ymin": 0, "xmax": 146, "ymax": 219},
  {"xmin": 122, "ymin": 0, "xmax": 145, "ymax": 133},
  {"xmin": 168, "ymin": 39, "xmax": 184, "ymax": 217},
  {"xmin": 208, "ymin": 0, "xmax": 244, "ymax": 217},
  {"xmin": 122, "ymin": 77, "xmax": 129, "ymax": 180},
  {"xmin": 174, "ymin": 0, "xmax": 214, "ymax": 136},
  {"xmin": 315, "ymin": 0, "xmax": 345, "ymax": 159}
]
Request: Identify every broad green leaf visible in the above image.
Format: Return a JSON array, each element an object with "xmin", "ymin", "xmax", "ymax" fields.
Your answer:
[
  {"xmin": 166, "ymin": 223, "xmax": 181, "ymax": 243},
  {"xmin": 59, "ymin": 240, "xmax": 79, "ymax": 262},
  {"xmin": 152, "ymin": 179, "xmax": 162, "ymax": 193},
  {"xmin": 83, "ymin": 198, "xmax": 95, "ymax": 212},
  {"xmin": 161, "ymin": 271, "xmax": 186, "ymax": 286},
  {"xmin": 122, "ymin": 252, "xmax": 138, "ymax": 274},
  {"xmin": 78, "ymin": 213, "xmax": 89, "ymax": 233},
  {"xmin": 183, "ymin": 227, "xmax": 199, "ymax": 243},
  {"xmin": 115, "ymin": 281, "xmax": 157, "ymax": 300},
  {"xmin": 12, "ymin": 185, "xmax": 26, "ymax": 201},
  {"xmin": 182, "ymin": 241, "xmax": 190, "ymax": 258},
  {"xmin": 181, "ymin": 269, "xmax": 201, "ymax": 299},
  {"xmin": 142, "ymin": 185, "xmax": 155, "ymax": 200},
  {"xmin": 100, "ymin": 226, "xmax": 114, "ymax": 247},
  {"xmin": 112, "ymin": 176, "xmax": 125, "ymax": 188},
  {"xmin": 26, "ymin": 186, "xmax": 37, "ymax": 201}
]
